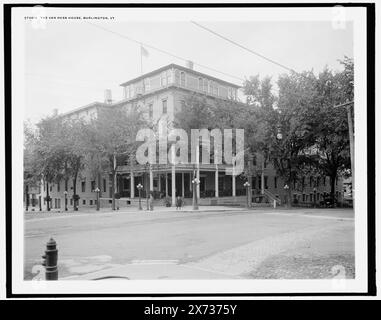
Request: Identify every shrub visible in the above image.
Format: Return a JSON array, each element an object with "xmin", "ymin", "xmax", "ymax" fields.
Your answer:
[{"xmin": 163, "ymin": 197, "xmax": 172, "ymax": 207}]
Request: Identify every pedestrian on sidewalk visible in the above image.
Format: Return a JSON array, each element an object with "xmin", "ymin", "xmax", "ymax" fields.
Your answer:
[
  {"xmin": 149, "ymin": 192, "xmax": 154, "ymax": 211},
  {"xmin": 176, "ymin": 196, "xmax": 183, "ymax": 210}
]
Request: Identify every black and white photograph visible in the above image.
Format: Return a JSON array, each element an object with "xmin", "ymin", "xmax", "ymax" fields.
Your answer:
[{"xmin": 1, "ymin": 2, "xmax": 377, "ymax": 300}]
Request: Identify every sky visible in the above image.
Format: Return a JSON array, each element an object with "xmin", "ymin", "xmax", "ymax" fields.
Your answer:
[{"xmin": 23, "ymin": 13, "xmax": 353, "ymax": 124}]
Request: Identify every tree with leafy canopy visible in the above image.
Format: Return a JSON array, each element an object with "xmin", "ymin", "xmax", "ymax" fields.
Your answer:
[
  {"xmin": 308, "ymin": 58, "xmax": 353, "ymax": 203},
  {"xmin": 243, "ymin": 72, "xmax": 319, "ymax": 207},
  {"xmin": 86, "ymin": 105, "xmax": 144, "ymax": 210},
  {"xmin": 24, "ymin": 114, "xmax": 67, "ymax": 211},
  {"xmin": 59, "ymin": 118, "xmax": 89, "ymax": 211}
]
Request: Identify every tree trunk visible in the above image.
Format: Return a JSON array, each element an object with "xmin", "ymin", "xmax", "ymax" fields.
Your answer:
[
  {"xmin": 46, "ymin": 182, "xmax": 50, "ymax": 211},
  {"xmin": 25, "ymin": 185, "xmax": 29, "ymax": 211},
  {"xmin": 330, "ymin": 174, "xmax": 336, "ymax": 206},
  {"xmin": 287, "ymin": 187, "xmax": 292, "ymax": 208},
  {"xmin": 111, "ymin": 171, "xmax": 116, "ymax": 211},
  {"xmin": 73, "ymin": 175, "xmax": 78, "ymax": 211}
]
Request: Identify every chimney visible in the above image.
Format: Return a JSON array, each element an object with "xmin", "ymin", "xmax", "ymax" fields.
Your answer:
[
  {"xmin": 186, "ymin": 60, "xmax": 194, "ymax": 70},
  {"xmin": 104, "ymin": 89, "xmax": 112, "ymax": 104}
]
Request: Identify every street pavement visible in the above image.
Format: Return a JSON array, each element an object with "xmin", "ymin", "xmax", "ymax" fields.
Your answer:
[{"xmin": 24, "ymin": 206, "xmax": 354, "ymax": 280}]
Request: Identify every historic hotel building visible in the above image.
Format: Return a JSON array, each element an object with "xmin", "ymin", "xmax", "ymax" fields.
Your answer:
[{"xmin": 35, "ymin": 63, "xmax": 345, "ymax": 211}]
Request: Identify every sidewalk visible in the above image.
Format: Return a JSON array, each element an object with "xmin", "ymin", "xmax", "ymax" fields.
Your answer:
[
  {"xmin": 24, "ymin": 205, "xmax": 247, "ymax": 221},
  {"xmin": 61, "ymin": 261, "xmax": 239, "ymax": 280}
]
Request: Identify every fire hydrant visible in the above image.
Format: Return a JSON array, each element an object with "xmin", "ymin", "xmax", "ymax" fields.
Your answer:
[{"xmin": 42, "ymin": 238, "xmax": 58, "ymax": 280}]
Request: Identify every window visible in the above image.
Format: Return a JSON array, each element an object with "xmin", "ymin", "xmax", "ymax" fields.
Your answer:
[
  {"xmin": 54, "ymin": 199, "xmax": 57, "ymax": 208},
  {"xmin": 50, "ymin": 185, "xmax": 52, "ymax": 192},
  {"xmin": 103, "ymin": 179, "xmax": 106, "ymax": 192},
  {"xmin": 252, "ymin": 177, "xmax": 256, "ymax": 189},
  {"xmin": 90, "ymin": 200, "xmax": 93, "ymax": 205},
  {"xmin": 264, "ymin": 176, "xmax": 268, "ymax": 189},
  {"xmin": 81, "ymin": 181, "xmax": 86, "ymax": 193},
  {"xmin": 166, "ymin": 70, "xmax": 172, "ymax": 84},
  {"xmin": 57, "ymin": 182, "xmax": 60, "ymax": 192},
  {"xmin": 161, "ymin": 72, "xmax": 167, "ymax": 86},
  {"xmin": 252, "ymin": 156, "xmax": 257, "ymax": 166},
  {"xmin": 123, "ymin": 178, "xmax": 129, "ymax": 190},
  {"xmin": 317, "ymin": 177, "xmax": 320, "ymax": 186},
  {"xmin": 274, "ymin": 177, "xmax": 277, "ymax": 189},
  {"xmin": 258, "ymin": 177, "xmax": 261, "ymax": 190},
  {"xmin": 144, "ymin": 78, "xmax": 150, "ymax": 92},
  {"xmin": 203, "ymin": 79, "xmax": 208, "ymax": 92},
  {"xmin": 210, "ymin": 82, "xmax": 218, "ymax": 95},
  {"xmin": 91, "ymin": 181, "xmax": 96, "ymax": 192},
  {"xmin": 148, "ymin": 104, "xmax": 153, "ymax": 119},
  {"xmin": 70, "ymin": 198, "xmax": 73, "ymax": 205},
  {"xmin": 162, "ymin": 99, "xmax": 167, "ymax": 114},
  {"xmin": 83, "ymin": 199, "xmax": 86, "ymax": 205},
  {"xmin": 175, "ymin": 70, "xmax": 180, "ymax": 84},
  {"xmin": 198, "ymin": 78, "xmax": 203, "ymax": 90},
  {"xmin": 323, "ymin": 176, "xmax": 326, "ymax": 186},
  {"xmin": 302, "ymin": 194, "xmax": 306, "ymax": 202},
  {"xmin": 58, "ymin": 199, "xmax": 61, "ymax": 208},
  {"xmin": 180, "ymin": 72, "xmax": 186, "ymax": 87},
  {"xmin": 309, "ymin": 177, "xmax": 313, "ymax": 187}
]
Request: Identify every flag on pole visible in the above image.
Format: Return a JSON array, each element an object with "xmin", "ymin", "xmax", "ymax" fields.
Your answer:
[{"xmin": 141, "ymin": 45, "xmax": 149, "ymax": 58}]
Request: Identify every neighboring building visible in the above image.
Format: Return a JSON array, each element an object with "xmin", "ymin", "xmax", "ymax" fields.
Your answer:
[
  {"xmin": 24, "ymin": 183, "xmax": 40, "ymax": 211},
  {"xmin": 36, "ymin": 63, "xmax": 346, "ymax": 210}
]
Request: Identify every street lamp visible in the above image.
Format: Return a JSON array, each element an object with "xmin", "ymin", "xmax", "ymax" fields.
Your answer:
[
  {"xmin": 137, "ymin": 183, "xmax": 143, "ymax": 211},
  {"xmin": 144, "ymin": 162, "xmax": 150, "ymax": 211},
  {"xmin": 64, "ymin": 191, "xmax": 68, "ymax": 211},
  {"xmin": 94, "ymin": 187, "xmax": 100, "ymax": 211},
  {"xmin": 243, "ymin": 181, "xmax": 251, "ymax": 208},
  {"xmin": 192, "ymin": 177, "xmax": 200, "ymax": 210}
]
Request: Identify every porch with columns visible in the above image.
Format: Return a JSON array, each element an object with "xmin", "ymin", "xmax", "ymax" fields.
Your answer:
[{"xmin": 115, "ymin": 164, "xmax": 246, "ymax": 206}]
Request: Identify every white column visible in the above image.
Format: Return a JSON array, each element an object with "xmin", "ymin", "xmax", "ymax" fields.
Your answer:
[
  {"xmin": 149, "ymin": 165, "xmax": 153, "ymax": 192},
  {"xmin": 196, "ymin": 144, "xmax": 200, "ymax": 199},
  {"xmin": 182, "ymin": 172, "xmax": 185, "ymax": 197},
  {"xmin": 165, "ymin": 173, "xmax": 168, "ymax": 196},
  {"xmin": 171, "ymin": 145, "xmax": 176, "ymax": 205},
  {"xmin": 232, "ymin": 174, "xmax": 236, "ymax": 197},
  {"xmin": 130, "ymin": 171, "xmax": 135, "ymax": 198},
  {"xmin": 172, "ymin": 166, "xmax": 176, "ymax": 206},
  {"xmin": 215, "ymin": 166, "xmax": 219, "ymax": 198}
]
